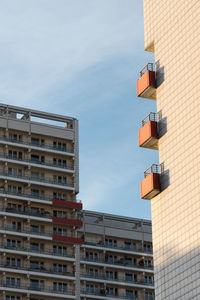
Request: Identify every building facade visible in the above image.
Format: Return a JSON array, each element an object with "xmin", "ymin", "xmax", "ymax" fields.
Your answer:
[
  {"xmin": 138, "ymin": 0, "xmax": 200, "ymax": 299},
  {"xmin": 79, "ymin": 210, "xmax": 154, "ymax": 300},
  {"xmin": 0, "ymin": 104, "xmax": 154, "ymax": 300}
]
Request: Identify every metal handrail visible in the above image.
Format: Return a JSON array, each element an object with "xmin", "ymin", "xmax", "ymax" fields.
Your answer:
[
  {"xmin": 81, "ymin": 290, "xmax": 139, "ymax": 299},
  {"xmin": 144, "ymin": 164, "xmax": 162, "ymax": 178},
  {"xmin": 0, "ymin": 172, "xmax": 74, "ymax": 188},
  {"xmin": 0, "ymin": 263, "xmax": 75, "ymax": 277},
  {"xmin": 0, "ymin": 281, "xmax": 75, "ymax": 295},
  {"xmin": 83, "ymin": 240, "xmax": 153, "ymax": 254},
  {"xmin": 141, "ymin": 112, "xmax": 157, "ymax": 126},
  {"xmin": 0, "ymin": 154, "xmax": 74, "ymax": 171},
  {"xmin": 139, "ymin": 63, "xmax": 154, "ymax": 77},
  {"xmin": 0, "ymin": 136, "xmax": 74, "ymax": 154},
  {"xmin": 81, "ymin": 273, "xmax": 154, "ymax": 286},
  {"xmin": 80, "ymin": 257, "xmax": 154, "ymax": 270},
  {"xmin": 0, "ymin": 188, "xmax": 81, "ymax": 204},
  {"xmin": 0, "ymin": 244, "xmax": 75, "ymax": 259}
]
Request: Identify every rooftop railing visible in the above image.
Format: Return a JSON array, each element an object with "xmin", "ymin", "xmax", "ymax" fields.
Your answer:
[{"xmin": 139, "ymin": 63, "xmax": 154, "ymax": 77}]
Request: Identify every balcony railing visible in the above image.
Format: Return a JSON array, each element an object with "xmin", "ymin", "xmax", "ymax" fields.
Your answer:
[
  {"xmin": 81, "ymin": 273, "xmax": 154, "ymax": 287},
  {"xmin": 0, "ymin": 154, "xmax": 74, "ymax": 171},
  {"xmin": 141, "ymin": 112, "xmax": 158, "ymax": 126},
  {"xmin": 0, "ymin": 263, "xmax": 75, "ymax": 278},
  {"xmin": 83, "ymin": 240, "xmax": 153, "ymax": 255},
  {"xmin": 139, "ymin": 63, "xmax": 154, "ymax": 77},
  {"xmin": 0, "ymin": 189, "xmax": 81, "ymax": 205},
  {"xmin": 3, "ymin": 207, "xmax": 52, "ymax": 219},
  {"xmin": 81, "ymin": 290, "xmax": 138, "ymax": 299},
  {"xmin": 0, "ymin": 136, "xmax": 74, "ymax": 154},
  {"xmin": 81, "ymin": 257, "xmax": 153, "ymax": 271},
  {"xmin": 0, "ymin": 172, "xmax": 74, "ymax": 188},
  {"xmin": 0, "ymin": 244, "xmax": 75, "ymax": 259},
  {"xmin": 0, "ymin": 281, "xmax": 75, "ymax": 296},
  {"xmin": 144, "ymin": 164, "xmax": 162, "ymax": 178}
]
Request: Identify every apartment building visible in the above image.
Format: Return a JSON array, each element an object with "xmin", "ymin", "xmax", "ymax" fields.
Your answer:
[
  {"xmin": 137, "ymin": 0, "xmax": 200, "ymax": 299},
  {"xmin": 0, "ymin": 104, "xmax": 82, "ymax": 300},
  {"xmin": 79, "ymin": 210, "xmax": 154, "ymax": 300},
  {"xmin": 0, "ymin": 104, "xmax": 155, "ymax": 300}
]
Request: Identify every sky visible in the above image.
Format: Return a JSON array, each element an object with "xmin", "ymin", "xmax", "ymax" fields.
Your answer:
[{"xmin": 0, "ymin": 0, "xmax": 158, "ymax": 220}]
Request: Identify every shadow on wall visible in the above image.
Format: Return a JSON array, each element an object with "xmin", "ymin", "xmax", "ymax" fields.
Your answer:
[
  {"xmin": 158, "ymin": 112, "xmax": 167, "ymax": 138},
  {"xmin": 160, "ymin": 168, "xmax": 170, "ymax": 191},
  {"xmin": 155, "ymin": 60, "xmax": 165, "ymax": 87},
  {"xmin": 153, "ymin": 245, "xmax": 200, "ymax": 299}
]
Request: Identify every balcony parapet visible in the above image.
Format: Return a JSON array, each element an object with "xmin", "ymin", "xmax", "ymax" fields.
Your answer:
[
  {"xmin": 0, "ymin": 154, "xmax": 74, "ymax": 173},
  {"xmin": 0, "ymin": 136, "xmax": 74, "ymax": 155},
  {"xmin": 141, "ymin": 164, "xmax": 161, "ymax": 200},
  {"xmin": 81, "ymin": 290, "xmax": 139, "ymax": 299},
  {"xmin": 0, "ymin": 189, "xmax": 81, "ymax": 208},
  {"xmin": 80, "ymin": 273, "xmax": 154, "ymax": 288},
  {"xmin": 0, "ymin": 281, "xmax": 75, "ymax": 298},
  {"xmin": 137, "ymin": 63, "xmax": 156, "ymax": 100},
  {"xmin": 83, "ymin": 241, "xmax": 153, "ymax": 256},
  {"xmin": 0, "ymin": 172, "xmax": 74, "ymax": 190},
  {"xmin": 0, "ymin": 244, "xmax": 75, "ymax": 260},
  {"xmin": 139, "ymin": 112, "xmax": 158, "ymax": 150},
  {"xmin": 80, "ymin": 257, "xmax": 154, "ymax": 271}
]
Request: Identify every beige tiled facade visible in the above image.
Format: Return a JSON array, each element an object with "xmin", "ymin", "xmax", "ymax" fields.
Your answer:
[{"xmin": 141, "ymin": 1, "xmax": 200, "ymax": 299}]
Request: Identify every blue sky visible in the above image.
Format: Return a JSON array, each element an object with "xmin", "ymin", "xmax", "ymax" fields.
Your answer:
[{"xmin": 0, "ymin": 0, "xmax": 158, "ymax": 219}]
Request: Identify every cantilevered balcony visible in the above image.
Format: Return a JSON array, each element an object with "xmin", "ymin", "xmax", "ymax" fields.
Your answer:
[
  {"xmin": 0, "ymin": 136, "xmax": 74, "ymax": 156},
  {"xmin": 137, "ymin": 63, "xmax": 156, "ymax": 100},
  {"xmin": 53, "ymin": 216, "xmax": 83, "ymax": 227},
  {"xmin": 53, "ymin": 234, "xmax": 83, "ymax": 245},
  {"xmin": 139, "ymin": 113, "xmax": 158, "ymax": 150},
  {"xmin": 140, "ymin": 164, "xmax": 161, "ymax": 200},
  {"xmin": 81, "ymin": 289, "xmax": 138, "ymax": 300}
]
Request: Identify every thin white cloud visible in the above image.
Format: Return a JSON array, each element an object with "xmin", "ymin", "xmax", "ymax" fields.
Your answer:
[{"xmin": 0, "ymin": 0, "xmax": 142, "ymax": 105}]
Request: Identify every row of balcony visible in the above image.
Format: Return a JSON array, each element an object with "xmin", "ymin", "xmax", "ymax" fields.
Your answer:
[
  {"xmin": 0, "ymin": 136, "xmax": 74, "ymax": 155},
  {"xmin": 0, "ymin": 154, "xmax": 74, "ymax": 172},
  {"xmin": 0, "ymin": 282, "xmax": 152, "ymax": 299},
  {"xmin": 0, "ymin": 225, "xmax": 83, "ymax": 244},
  {"xmin": 0, "ymin": 189, "xmax": 82, "ymax": 209},
  {"xmin": 1, "ymin": 207, "xmax": 83, "ymax": 227},
  {"xmin": 0, "ymin": 171, "xmax": 74, "ymax": 190},
  {"xmin": 137, "ymin": 64, "xmax": 163, "ymax": 200},
  {"xmin": 0, "ymin": 263, "xmax": 153, "ymax": 288},
  {"xmin": 83, "ymin": 240, "xmax": 153, "ymax": 255}
]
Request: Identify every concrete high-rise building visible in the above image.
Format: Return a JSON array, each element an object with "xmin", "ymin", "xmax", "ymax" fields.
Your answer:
[
  {"xmin": 0, "ymin": 104, "xmax": 155, "ymax": 300},
  {"xmin": 79, "ymin": 210, "xmax": 154, "ymax": 300},
  {"xmin": 137, "ymin": 1, "xmax": 200, "ymax": 299}
]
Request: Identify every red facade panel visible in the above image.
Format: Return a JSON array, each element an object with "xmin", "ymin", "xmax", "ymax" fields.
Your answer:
[
  {"xmin": 139, "ymin": 121, "xmax": 158, "ymax": 149},
  {"xmin": 52, "ymin": 199, "xmax": 82, "ymax": 210},
  {"xmin": 52, "ymin": 234, "xmax": 83, "ymax": 245},
  {"xmin": 52, "ymin": 216, "xmax": 83, "ymax": 227}
]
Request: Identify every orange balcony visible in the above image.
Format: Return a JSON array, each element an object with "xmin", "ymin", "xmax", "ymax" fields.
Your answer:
[
  {"xmin": 137, "ymin": 63, "xmax": 156, "ymax": 100},
  {"xmin": 139, "ymin": 112, "xmax": 158, "ymax": 150},
  {"xmin": 140, "ymin": 164, "xmax": 161, "ymax": 200}
]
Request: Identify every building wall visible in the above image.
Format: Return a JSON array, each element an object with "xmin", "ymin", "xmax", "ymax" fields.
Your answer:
[{"xmin": 142, "ymin": 1, "xmax": 200, "ymax": 299}]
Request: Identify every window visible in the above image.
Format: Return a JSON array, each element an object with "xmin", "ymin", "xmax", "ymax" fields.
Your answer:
[
  {"xmin": 125, "ymin": 273, "xmax": 133, "ymax": 282},
  {"xmin": 31, "ymin": 225, "xmax": 39, "ymax": 233},
  {"xmin": 126, "ymin": 290, "xmax": 133, "ymax": 297},
  {"xmin": 124, "ymin": 241, "xmax": 131, "ymax": 249},
  {"xmin": 30, "ymin": 243, "xmax": 39, "ymax": 251},
  {"xmin": 145, "ymin": 292, "xmax": 154, "ymax": 300}
]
